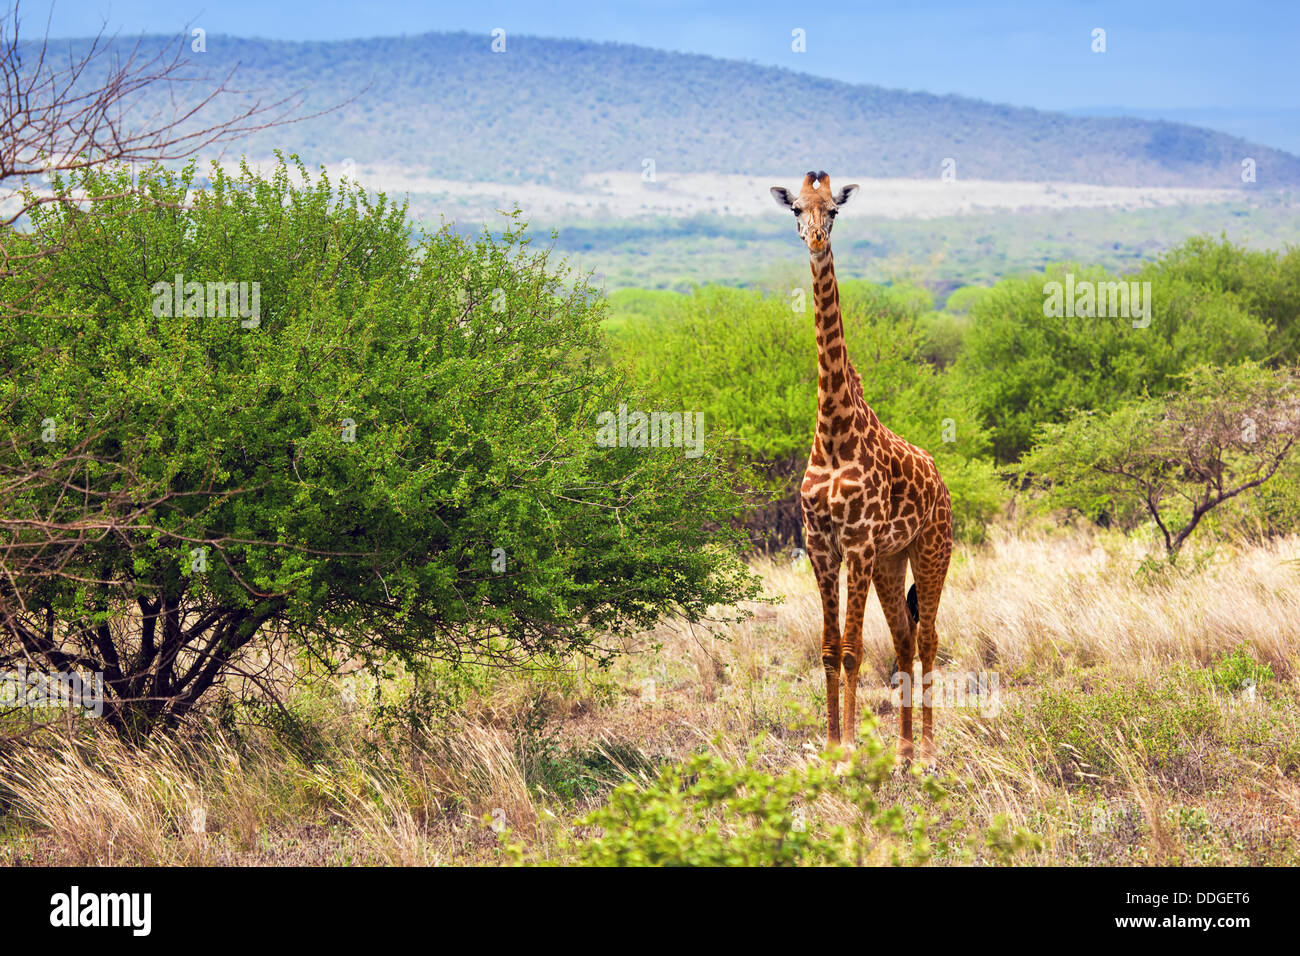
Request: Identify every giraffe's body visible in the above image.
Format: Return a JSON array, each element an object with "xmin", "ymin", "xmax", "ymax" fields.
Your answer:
[{"xmin": 772, "ymin": 172, "xmax": 953, "ymax": 765}]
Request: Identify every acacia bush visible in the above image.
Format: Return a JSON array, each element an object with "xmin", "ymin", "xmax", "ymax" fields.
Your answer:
[
  {"xmin": 0, "ymin": 158, "xmax": 760, "ymax": 737},
  {"xmin": 1019, "ymin": 363, "xmax": 1300, "ymax": 557}
]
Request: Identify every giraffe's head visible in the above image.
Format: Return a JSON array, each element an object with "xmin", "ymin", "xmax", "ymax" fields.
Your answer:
[{"xmin": 770, "ymin": 171, "xmax": 859, "ymax": 254}]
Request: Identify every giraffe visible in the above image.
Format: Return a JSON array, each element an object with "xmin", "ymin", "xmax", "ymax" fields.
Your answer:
[{"xmin": 771, "ymin": 171, "xmax": 954, "ymax": 767}]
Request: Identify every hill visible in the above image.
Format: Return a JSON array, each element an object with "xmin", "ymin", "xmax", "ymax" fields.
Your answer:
[{"xmin": 34, "ymin": 31, "xmax": 1300, "ymax": 189}]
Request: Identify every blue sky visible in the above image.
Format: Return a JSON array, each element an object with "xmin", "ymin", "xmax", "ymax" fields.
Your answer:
[{"xmin": 22, "ymin": 0, "xmax": 1300, "ymax": 149}]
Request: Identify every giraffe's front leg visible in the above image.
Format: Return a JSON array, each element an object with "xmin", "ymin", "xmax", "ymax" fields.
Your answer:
[
  {"xmin": 839, "ymin": 543, "xmax": 874, "ymax": 751},
  {"xmin": 804, "ymin": 528, "xmax": 843, "ymax": 751},
  {"xmin": 824, "ymin": 649, "xmax": 841, "ymax": 749}
]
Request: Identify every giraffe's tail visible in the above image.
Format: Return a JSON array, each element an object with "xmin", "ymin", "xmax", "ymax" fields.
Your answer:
[{"xmin": 891, "ymin": 583, "xmax": 921, "ymax": 679}]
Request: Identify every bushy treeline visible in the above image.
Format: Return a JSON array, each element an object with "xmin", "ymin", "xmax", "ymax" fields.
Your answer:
[
  {"xmin": 606, "ymin": 236, "xmax": 1300, "ymax": 546},
  {"xmin": 953, "ymin": 238, "xmax": 1300, "ymax": 463}
]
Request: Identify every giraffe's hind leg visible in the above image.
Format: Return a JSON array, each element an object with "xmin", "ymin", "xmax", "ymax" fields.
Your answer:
[
  {"xmin": 910, "ymin": 498, "xmax": 954, "ymax": 768},
  {"xmin": 873, "ymin": 552, "xmax": 916, "ymax": 763}
]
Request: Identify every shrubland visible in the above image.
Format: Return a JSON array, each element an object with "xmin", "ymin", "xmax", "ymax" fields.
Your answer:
[{"xmin": 2, "ymin": 157, "xmax": 1299, "ymax": 867}]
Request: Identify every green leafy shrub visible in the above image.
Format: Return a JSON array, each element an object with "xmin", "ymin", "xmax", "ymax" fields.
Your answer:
[
  {"xmin": 0, "ymin": 158, "xmax": 761, "ymax": 736},
  {"xmin": 1147, "ymin": 235, "xmax": 1300, "ymax": 363},
  {"xmin": 524, "ymin": 723, "xmax": 1040, "ymax": 866},
  {"xmin": 1019, "ymin": 362, "xmax": 1300, "ymax": 556},
  {"xmin": 955, "ymin": 262, "xmax": 1271, "ymax": 463},
  {"xmin": 1028, "ymin": 674, "xmax": 1223, "ymax": 782},
  {"xmin": 1196, "ymin": 647, "xmax": 1275, "ymax": 695}
]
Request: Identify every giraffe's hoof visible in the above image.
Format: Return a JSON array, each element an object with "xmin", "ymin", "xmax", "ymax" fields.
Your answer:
[
  {"xmin": 918, "ymin": 744, "xmax": 938, "ymax": 775},
  {"xmin": 833, "ymin": 760, "xmax": 852, "ymax": 776}
]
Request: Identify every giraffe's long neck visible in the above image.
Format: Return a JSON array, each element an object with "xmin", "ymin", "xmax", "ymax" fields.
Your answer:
[{"xmin": 810, "ymin": 248, "xmax": 861, "ymax": 446}]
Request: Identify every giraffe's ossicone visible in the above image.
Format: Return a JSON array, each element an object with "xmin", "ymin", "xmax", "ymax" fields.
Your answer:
[{"xmin": 771, "ymin": 171, "xmax": 954, "ymax": 766}]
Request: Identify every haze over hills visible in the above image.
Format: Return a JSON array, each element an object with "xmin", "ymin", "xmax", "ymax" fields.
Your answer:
[{"xmin": 33, "ymin": 31, "xmax": 1300, "ymax": 191}]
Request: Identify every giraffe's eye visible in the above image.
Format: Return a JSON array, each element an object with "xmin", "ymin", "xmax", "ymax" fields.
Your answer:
[{"xmin": 828, "ymin": 209, "xmax": 838, "ymax": 218}]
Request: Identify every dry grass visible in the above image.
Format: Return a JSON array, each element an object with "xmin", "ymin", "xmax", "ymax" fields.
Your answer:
[
  {"xmin": 0, "ymin": 717, "xmax": 542, "ymax": 866},
  {"xmin": 2, "ymin": 527, "xmax": 1298, "ymax": 865},
  {"xmin": 745, "ymin": 527, "xmax": 1300, "ymax": 683},
  {"xmin": 2, "ymin": 730, "xmax": 244, "ymax": 865}
]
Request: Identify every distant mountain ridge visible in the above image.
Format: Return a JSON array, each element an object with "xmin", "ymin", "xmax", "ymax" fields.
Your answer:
[{"xmin": 35, "ymin": 31, "xmax": 1300, "ymax": 188}]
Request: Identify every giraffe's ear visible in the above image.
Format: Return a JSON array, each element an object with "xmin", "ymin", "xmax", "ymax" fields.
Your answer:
[
  {"xmin": 770, "ymin": 186, "xmax": 795, "ymax": 209},
  {"xmin": 833, "ymin": 184, "xmax": 860, "ymax": 206}
]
